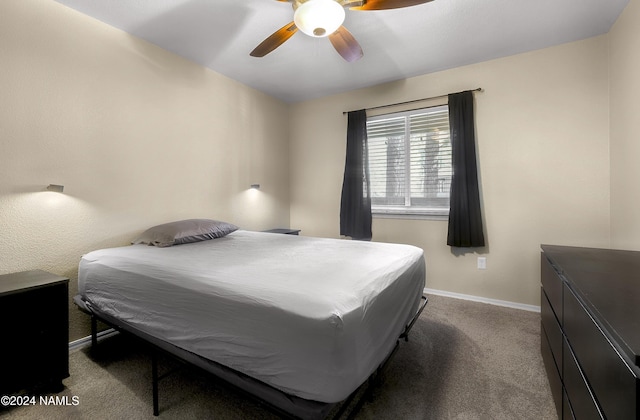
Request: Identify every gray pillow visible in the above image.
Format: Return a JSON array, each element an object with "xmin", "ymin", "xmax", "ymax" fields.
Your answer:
[{"xmin": 132, "ymin": 219, "xmax": 238, "ymax": 247}]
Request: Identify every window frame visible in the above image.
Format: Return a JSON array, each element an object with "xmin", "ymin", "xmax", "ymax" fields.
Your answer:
[{"xmin": 367, "ymin": 105, "xmax": 451, "ymax": 220}]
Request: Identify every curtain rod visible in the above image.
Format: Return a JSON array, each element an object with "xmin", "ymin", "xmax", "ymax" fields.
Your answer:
[{"xmin": 342, "ymin": 87, "xmax": 483, "ymax": 115}]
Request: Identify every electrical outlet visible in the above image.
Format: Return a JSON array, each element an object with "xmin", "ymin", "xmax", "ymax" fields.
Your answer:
[{"xmin": 477, "ymin": 257, "xmax": 487, "ymax": 270}]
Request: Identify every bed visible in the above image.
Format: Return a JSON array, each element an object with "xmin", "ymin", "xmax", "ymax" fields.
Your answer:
[{"xmin": 75, "ymin": 220, "xmax": 426, "ymax": 418}]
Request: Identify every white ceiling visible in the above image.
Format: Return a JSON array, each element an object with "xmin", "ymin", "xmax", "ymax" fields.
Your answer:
[{"xmin": 53, "ymin": 0, "xmax": 628, "ymax": 103}]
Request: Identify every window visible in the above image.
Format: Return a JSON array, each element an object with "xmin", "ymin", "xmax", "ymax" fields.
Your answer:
[{"xmin": 367, "ymin": 105, "xmax": 451, "ymax": 218}]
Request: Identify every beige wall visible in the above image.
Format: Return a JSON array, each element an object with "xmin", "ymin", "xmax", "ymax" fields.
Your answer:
[
  {"xmin": 610, "ymin": 0, "xmax": 640, "ymax": 250},
  {"xmin": 290, "ymin": 36, "xmax": 611, "ymax": 306},
  {"xmin": 0, "ymin": 1, "xmax": 290, "ymax": 340},
  {"xmin": 2, "ymin": 0, "xmax": 631, "ymax": 343}
]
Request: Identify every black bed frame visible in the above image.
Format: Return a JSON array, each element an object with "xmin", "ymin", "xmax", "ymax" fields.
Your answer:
[{"xmin": 75, "ymin": 294, "xmax": 428, "ymax": 419}]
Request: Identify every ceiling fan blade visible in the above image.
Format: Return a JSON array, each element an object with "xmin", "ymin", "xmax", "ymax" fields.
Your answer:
[
  {"xmin": 250, "ymin": 22, "xmax": 298, "ymax": 58},
  {"xmin": 329, "ymin": 26, "xmax": 363, "ymax": 62},
  {"xmin": 349, "ymin": 0, "xmax": 434, "ymax": 11}
]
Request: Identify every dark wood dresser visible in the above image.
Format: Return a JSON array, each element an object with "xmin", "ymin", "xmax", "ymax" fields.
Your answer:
[
  {"xmin": 0, "ymin": 270, "xmax": 69, "ymax": 394},
  {"xmin": 541, "ymin": 245, "xmax": 640, "ymax": 419}
]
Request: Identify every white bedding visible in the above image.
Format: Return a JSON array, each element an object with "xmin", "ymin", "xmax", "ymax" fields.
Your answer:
[{"xmin": 78, "ymin": 230, "xmax": 425, "ymax": 402}]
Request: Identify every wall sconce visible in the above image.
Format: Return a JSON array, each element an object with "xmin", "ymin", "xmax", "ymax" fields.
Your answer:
[
  {"xmin": 46, "ymin": 184, "xmax": 64, "ymax": 193},
  {"xmin": 250, "ymin": 184, "xmax": 260, "ymax": 190}
]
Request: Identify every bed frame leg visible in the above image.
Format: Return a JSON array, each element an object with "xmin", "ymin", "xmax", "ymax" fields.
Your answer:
[
  {"xmin": 91, "ymin": 315, "xmax": 98, "ymax": 348},
  {"xmin": 400, "ymin": 295, "xmax": 429, "ymax": 343},
  {"xmin": 152, "ymin": 351, "xmax": 159, "ymax": 416}
]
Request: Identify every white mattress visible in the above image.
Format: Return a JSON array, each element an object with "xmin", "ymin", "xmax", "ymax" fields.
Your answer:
[{"xmin": 78, "ymin": 230, "xmax": 425, "ymax": 403}]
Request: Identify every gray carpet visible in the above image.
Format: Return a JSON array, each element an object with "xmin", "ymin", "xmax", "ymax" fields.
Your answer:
[{"xmin": 1, "ymin": 295, "xmax": 556, "ymax": 419}]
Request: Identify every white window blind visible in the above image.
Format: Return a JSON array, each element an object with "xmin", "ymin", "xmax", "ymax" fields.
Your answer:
[{"xmin": 367, "ymin": 105, "xmax": 451, "ymax": 217}]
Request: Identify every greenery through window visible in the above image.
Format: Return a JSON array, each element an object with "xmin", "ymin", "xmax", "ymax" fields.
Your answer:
[{"xmin": 367, "ymin": 105, "xmax": 451, "ymax": 217}]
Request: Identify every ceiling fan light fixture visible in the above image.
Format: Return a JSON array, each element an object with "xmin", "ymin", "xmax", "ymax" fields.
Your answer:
[{"xmin": 294, "ymin": 0, "xmax": 345, "ymax": 38}]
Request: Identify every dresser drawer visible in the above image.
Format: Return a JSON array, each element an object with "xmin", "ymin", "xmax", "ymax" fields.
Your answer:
[
  {"xmin": 563, "ymin": 283, "xmax": 638, "ymax": 419},
  {"xmin": 541, "ymin": 288, "xmax": 563, "ymax": 373},
  {"xmin": 541, "ymin": 254, "xmax": 562, "ymax": 322},
  {"xmin": 541, "ymin": 322, "xmax": 563, "ymax": 418},
  {"xmin": 563, "ymin": 337, "xmax": 603, "ymax": 419},
  {"xmin": 563, "ymin": 390, "xmax": 574, "ymax": 420}
]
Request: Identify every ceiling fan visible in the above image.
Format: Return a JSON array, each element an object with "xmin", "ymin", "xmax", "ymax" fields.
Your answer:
[{"xmin": 250, "ymin": 0, "xmax": 434, "ymax": 62}]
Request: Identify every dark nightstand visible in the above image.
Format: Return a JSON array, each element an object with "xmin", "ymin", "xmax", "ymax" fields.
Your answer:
[
  {"xmin": 262, "ymin": 228, "xmax": 301, "ymax": 235},
  {"xmin": 0, "ymin": 270, "xmax": 69, "ymax": 394}
]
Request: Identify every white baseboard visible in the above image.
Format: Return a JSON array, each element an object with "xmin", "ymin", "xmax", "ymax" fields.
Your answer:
[
  {"xmin": 424, "ymin": 288, "xmax": 540, "ymax": 313},
  {"xmin": 69, "ymin": 328, "xmax": 119, "ymax": 352}
]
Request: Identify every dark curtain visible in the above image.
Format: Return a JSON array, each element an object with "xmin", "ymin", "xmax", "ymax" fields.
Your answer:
[
  {"xmin": 340, "ymin": 109, "xmax": 372, "ymax": 240},
  {"xmin": 447, "ymin": 91, "xmax": 485, "ymax": 247}
]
